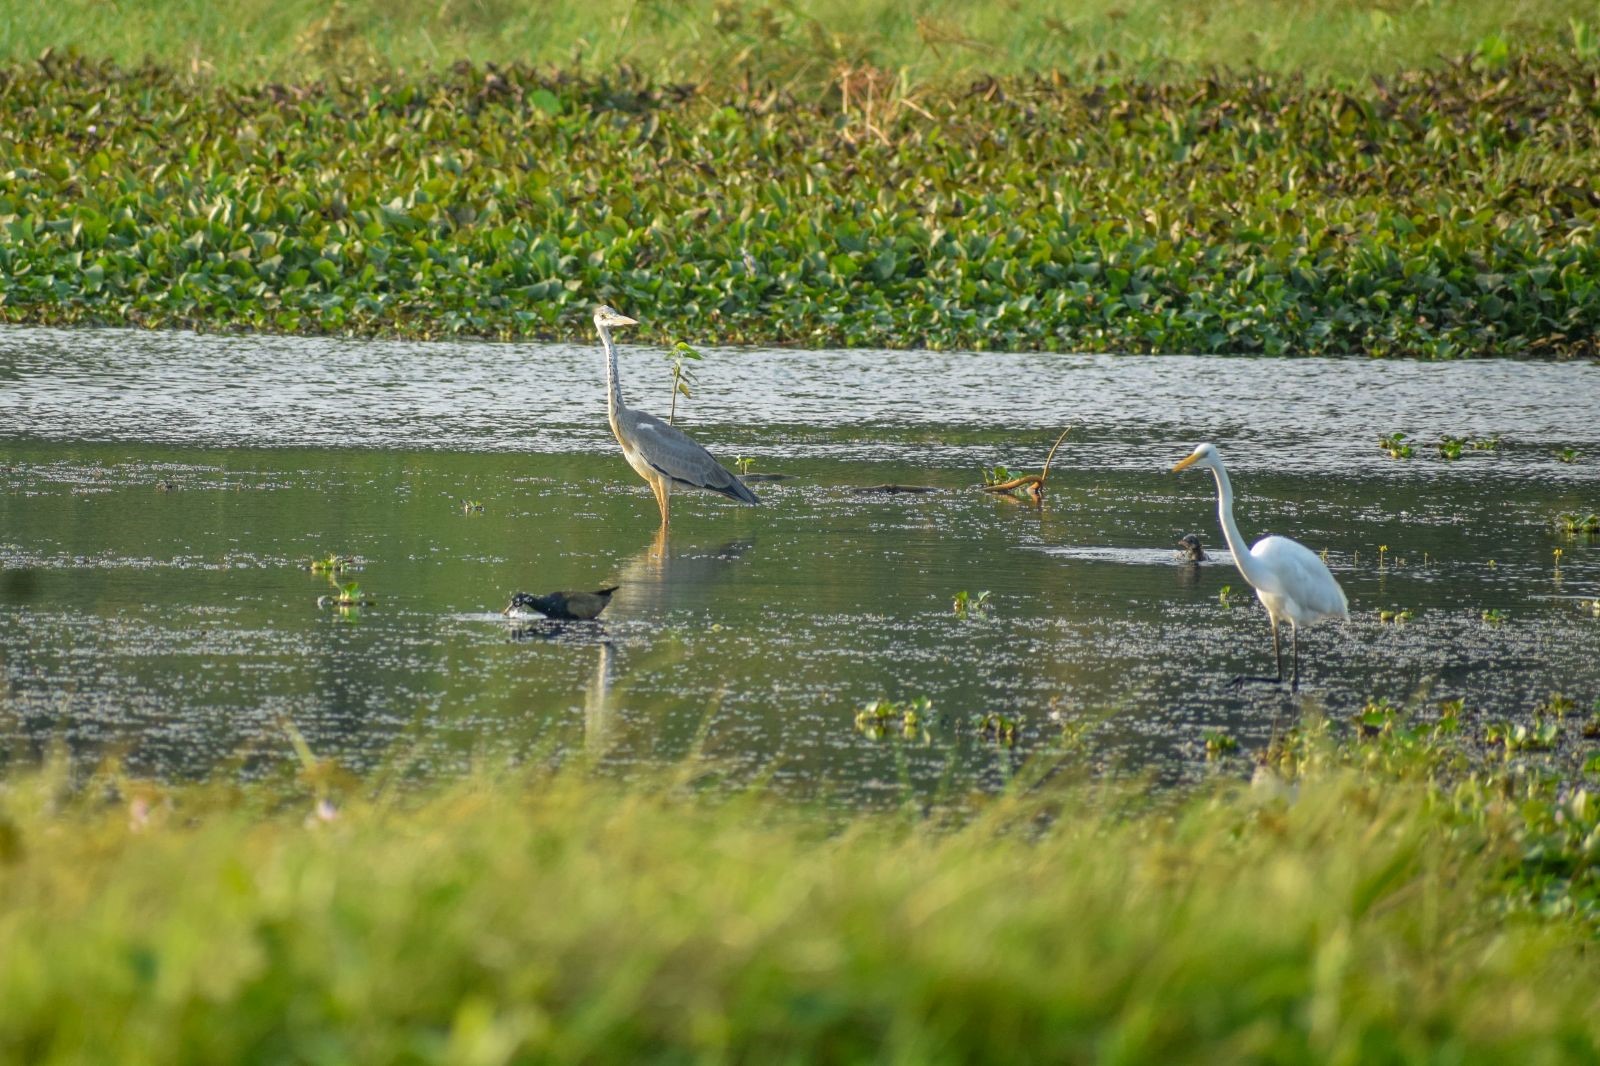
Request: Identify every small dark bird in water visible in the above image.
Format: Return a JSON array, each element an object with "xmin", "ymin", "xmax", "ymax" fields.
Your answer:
[
  {"xmin": 503, "ymin": 586, "xmax": 619, "ymax": 621},
  {"xmin": 1177, "ymin": 533, "xmax": 1209, "ymax": 562}
]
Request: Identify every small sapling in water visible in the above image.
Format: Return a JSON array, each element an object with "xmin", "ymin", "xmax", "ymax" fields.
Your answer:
[{"xmin": 664, "ymin": 341, "xmax": 702, "ymax": 425}]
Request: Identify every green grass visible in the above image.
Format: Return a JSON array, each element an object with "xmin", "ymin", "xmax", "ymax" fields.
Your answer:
[
  {"xmin": 2, "ymin": 0, "xmax": 1594, "ymax": 86},
  {"xmin": 0, "ymin": 713, "xmax": 1597, "ymax": 1062}
]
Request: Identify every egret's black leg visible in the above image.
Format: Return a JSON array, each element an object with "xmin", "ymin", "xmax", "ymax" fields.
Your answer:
[
  {"xmin": 1229, "ymin": 618, "xmax": 1287, "ymax": 688},
  {"xmin": 1291, "ymin": 626, "xmax": 1300, "ymax": 692}
]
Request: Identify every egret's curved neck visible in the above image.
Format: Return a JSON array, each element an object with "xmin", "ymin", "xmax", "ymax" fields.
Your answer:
[
  {"xmin": 599, "ymin": 323, "xmax": 625, "ymax": 424},
  {"xmin": 1209, "ymin": 461, "xmax": 1264, "ymax": 586}
]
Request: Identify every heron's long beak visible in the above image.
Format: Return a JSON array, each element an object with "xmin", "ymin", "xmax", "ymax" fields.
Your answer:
[
  {"xmin": 1171, "ymin": 453, "xmax": 1201, "ymax": 473},
  {"xmin": 614, "ymin": 314, "xmax": 639, "ymax": 326}
]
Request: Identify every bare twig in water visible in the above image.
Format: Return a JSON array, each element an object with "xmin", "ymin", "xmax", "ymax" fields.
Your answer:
[{"xmin": 981, "ymin": 426, "xmax": 1073, "ymax": 504}]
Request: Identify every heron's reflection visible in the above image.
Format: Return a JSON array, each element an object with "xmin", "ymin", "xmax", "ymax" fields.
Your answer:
[
  {"xmin": 606, "ymin": 528, "xmax": 756, "ymax": 619},
  {"xmin": 583, "ymin": 639, "xmax": 616, "ymax": 754}
]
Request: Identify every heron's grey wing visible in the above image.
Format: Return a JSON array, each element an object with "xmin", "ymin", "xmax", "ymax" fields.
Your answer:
[{"xmin": 624, "ymin": 410, "xmax": 761, "ymax": 504}]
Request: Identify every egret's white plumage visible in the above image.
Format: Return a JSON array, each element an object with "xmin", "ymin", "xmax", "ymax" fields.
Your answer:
[
  {"xmin": 594, "ymin": 305, "xmax": 759, "ymax": 526},
  {"xmin": 1172, "ymin": 442, "xmax": 1348, "ymax": 690}
]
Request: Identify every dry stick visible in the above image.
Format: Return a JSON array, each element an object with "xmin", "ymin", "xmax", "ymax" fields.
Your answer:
[{"xmin": 981, "ymin": 425, "xmax": 1074, "ymax": 502}]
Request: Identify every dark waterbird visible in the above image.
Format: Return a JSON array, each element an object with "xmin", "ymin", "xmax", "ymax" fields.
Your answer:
[{"xmin": 503, "ymin": 586, "xmax": 619, "ymax": 621}]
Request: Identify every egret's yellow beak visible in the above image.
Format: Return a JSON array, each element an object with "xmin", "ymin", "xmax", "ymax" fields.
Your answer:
[{"xmin": 1171, "ymin": 453, "xmax": 1201, "ymax": 473}]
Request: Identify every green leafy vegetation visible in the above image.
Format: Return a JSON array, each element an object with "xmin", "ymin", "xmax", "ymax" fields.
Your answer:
[
  {"xmin": 1, "ymin": 705, "xmax": 1598, "ymax": 1061},
  {"xmin": 1554, "ymin": 511, "xmax": 1600, "ymax": 536},
  {"xmin": 1378, "ymin": 433, "xmax": 1414, "ymax": 459},
  {"xmin": 0, "ymin": 45, "xmax": 1597, "ymax": 356},
  {"xmin": 950, "ymin": 589, "xmax": 991, "ymax": 619},
  {"xmin": 304, "ymin": 552, "xmax": 356, "ymax": 573},
  {"xmin": 1201, "ymin": 728, "xmax": 1237, "ymax": 757},
  {"xmin": 853, "ymin": 696, "xmax": 932, "ymax": 739}
]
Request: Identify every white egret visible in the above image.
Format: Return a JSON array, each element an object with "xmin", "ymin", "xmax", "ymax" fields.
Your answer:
[
  {"xmin": 1172, "ymin": 443, "xmax": 1348, "ymax": 691},
  {"xmin": 593, "ymin": 305, "xmax": 760, "ymax": 526}
]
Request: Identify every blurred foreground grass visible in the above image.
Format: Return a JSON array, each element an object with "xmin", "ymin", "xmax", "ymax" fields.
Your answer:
[
  {"xmin": 1, "ymin": 711, "xmax": 1597, "ymax": 1062},
  {"xmin": 1, "ymin": 0, "xmax": 1594, "ymax": 86}
]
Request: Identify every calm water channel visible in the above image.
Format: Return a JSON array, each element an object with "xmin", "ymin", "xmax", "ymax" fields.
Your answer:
[{"xmin": 2, "ymin": 326, "xmax": 1598, "ymax": 797}]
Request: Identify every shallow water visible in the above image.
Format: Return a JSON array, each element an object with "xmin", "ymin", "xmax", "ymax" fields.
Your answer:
[{"xmin": 2, "ymin": 327, "xmax": 1598, "ymax": 796}]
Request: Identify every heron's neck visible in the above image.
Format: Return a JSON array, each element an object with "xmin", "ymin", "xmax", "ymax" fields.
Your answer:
[
  {"xmin": 1210, "ymin": 462, "xmax": 1263, "ymax": 585},
  {"xmin": 599, "ymin": 324, "xmax": 625, "ymax": 425}
]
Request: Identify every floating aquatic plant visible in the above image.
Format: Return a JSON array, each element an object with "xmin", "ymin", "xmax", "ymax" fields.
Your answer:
[
  {"xmin": 951, "ymin": 589, "xmax": 992, "ymax": 619},
  {"xmin": 317, "ymin": 580, "xmax": 375, "ymax": 609},
  {"xmin": 1554, "ymin": 512, "xmax": 1600, "ymax": 535},
  {"xmin": 854, "ymin": 697, "xmax": 933, "ymax": 740},
  {"xmin": 1202, "ymin": 729, "xmax": 1237, "ymax": 757},
  {"xmin": 306, "ymin": 552, "xmax": 357, "ymax": 573},
  {"xmin": 972, "ymin": 711, "xmax": 1019, "ymax": 745},
  {"xmin": 1378, "ymin": 433, "xmax": 1414, "ymax": 460}
]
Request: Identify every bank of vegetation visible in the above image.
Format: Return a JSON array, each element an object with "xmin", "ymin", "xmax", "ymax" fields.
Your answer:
[{"xmin": 0, "ymin": 26, "xmax": 1597, "ymax": 356}]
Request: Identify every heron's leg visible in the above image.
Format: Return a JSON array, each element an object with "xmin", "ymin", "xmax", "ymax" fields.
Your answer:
[{"xmin": 649, "ymin": 476, "xmax": 670, "ymax": 527}]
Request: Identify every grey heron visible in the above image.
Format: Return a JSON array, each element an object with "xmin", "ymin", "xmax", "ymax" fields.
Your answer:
[
  {"xmin": 1173, "ymin": 443, "xmax": 1348, "ymax": 691},
  {"xmin": 594, "ymin": 305, "xmax": 760, "ymax": 526}
]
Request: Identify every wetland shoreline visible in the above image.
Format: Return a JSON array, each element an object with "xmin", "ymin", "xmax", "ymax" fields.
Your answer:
[{"xmin": 1, "ymin": 50, "xmax": 1597, "ymax": 358}]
